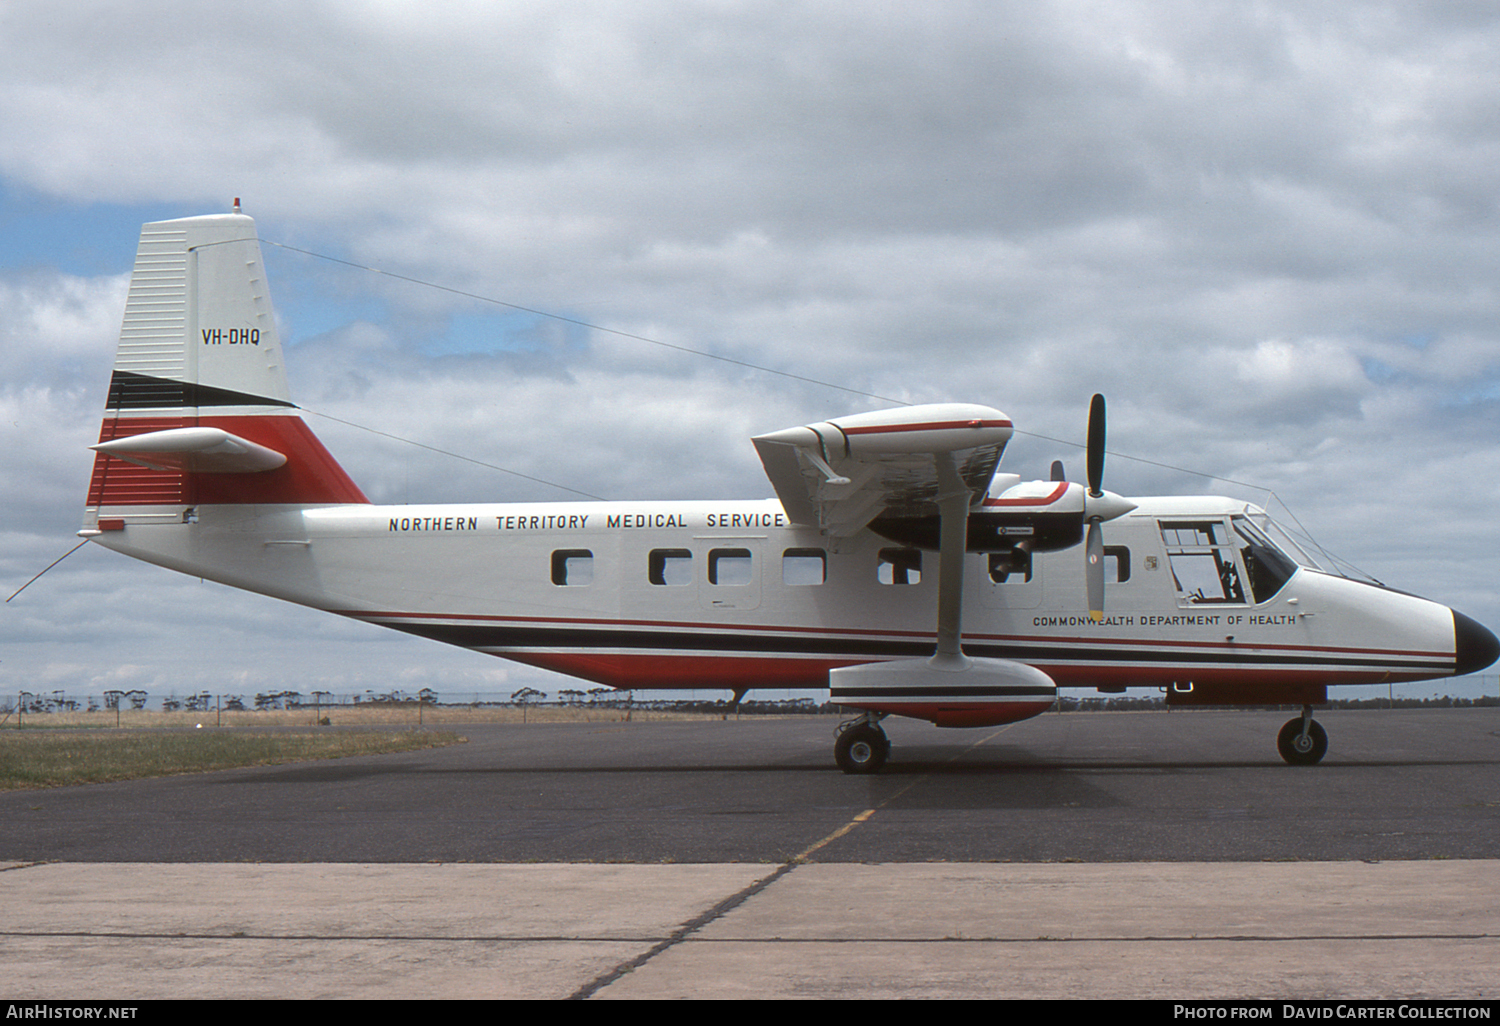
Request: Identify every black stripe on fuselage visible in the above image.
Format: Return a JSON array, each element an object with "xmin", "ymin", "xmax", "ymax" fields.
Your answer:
[{"xmin": 361, "ymin": 618, "xmax": 1454, "ymax": 673}]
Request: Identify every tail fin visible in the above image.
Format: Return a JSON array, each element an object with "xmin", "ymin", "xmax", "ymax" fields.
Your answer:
[{"xmin": 83, "ymin": 213, "xmax": 367, "ymax": 529}]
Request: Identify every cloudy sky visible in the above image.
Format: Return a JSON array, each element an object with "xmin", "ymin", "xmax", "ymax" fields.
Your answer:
[{"xmin": 3, "ymin": 0, "xmax": 1498, "ymax": 705}]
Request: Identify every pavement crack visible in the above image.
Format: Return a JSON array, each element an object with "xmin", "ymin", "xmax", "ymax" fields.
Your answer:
[
  {"xmin": 0, "ymin": 862, "xmax": 49, "ymax": 873},
  {"xmin": 568, "ymin": 861, "xmax": 798, "ymax": 999}
]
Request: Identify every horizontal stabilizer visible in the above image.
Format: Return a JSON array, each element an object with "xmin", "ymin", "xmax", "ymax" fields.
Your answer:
[{"xmin": 90, "ymin": 426, "xmax": 287, "ymax": 473}]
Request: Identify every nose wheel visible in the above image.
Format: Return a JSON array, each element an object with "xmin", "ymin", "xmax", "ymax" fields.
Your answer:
[
  {"xmin": 835, "ymin": 718, "xmax": 890, "ymax": 774},
  {"xmin": 1276, "ymin": 708, "xmax": 1328, "ymax": 765}
]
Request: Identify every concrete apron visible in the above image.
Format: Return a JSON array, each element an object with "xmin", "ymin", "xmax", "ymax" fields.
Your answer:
[{"xmin": 1, "ymin": 860, "xmax": 1494, "ymax": 1000}]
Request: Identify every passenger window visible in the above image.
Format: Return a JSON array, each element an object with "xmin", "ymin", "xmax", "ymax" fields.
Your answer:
[
  {"xmin": 782, "ymin": 548, "xmax": 827, "ymax": 586},
  {"xmin": 878, "ymin": 547, "xmax": 922, "ymax": 585},
  {"xmin": 708, "ymin": 548, "xmax": 753, "ymax": 586},
  {"xmin": 551, "ymin": 549, "xmax": 594, "ymax": 586},
  {"xmin": 648, "ymin": 548, "xmax": 693, "ymax": 586}
]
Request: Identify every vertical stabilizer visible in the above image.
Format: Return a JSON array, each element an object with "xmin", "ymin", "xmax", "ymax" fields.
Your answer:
[
  {"xmin": 84, "ymin": 213, "xmax": 367, "ymax": 527},
  {"xmin": 110, "ymin": 213, "xmax": 292, "ymax": 408}
]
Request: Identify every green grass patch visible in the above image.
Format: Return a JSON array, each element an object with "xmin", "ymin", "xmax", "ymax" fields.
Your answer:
[{"xmin": 0, "ymin": 729, "xmax": 465, "ymax": 790}]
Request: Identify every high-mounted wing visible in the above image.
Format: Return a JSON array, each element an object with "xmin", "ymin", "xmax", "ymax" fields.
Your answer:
[{"xmin": 752, "ymin": 403, "xmax": 1013, "ymax": 537}]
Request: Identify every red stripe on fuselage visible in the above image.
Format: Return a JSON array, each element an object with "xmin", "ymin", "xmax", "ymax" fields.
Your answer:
[
  {"xmin": 503, "ymin": 651, "xmax": 862, "ymax": 690},
  {"xmin": 337, "ymin": 610, "xmax": 1450, "ymax": 663},
  {"xmin": 489, "ymin": 648, "xmax": 1438, "ymax": 694}
]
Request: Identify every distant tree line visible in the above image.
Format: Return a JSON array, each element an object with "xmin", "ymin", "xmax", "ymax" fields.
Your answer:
[
  {"xmin": 4, "ymin": 689, "xmax": 1495, "ymax": 717},
  {"xmin": 1054, "ymin": 694, "xmax": 1500, "ymax": 711}
]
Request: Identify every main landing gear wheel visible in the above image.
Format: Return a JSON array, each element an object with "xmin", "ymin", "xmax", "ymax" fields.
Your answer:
[
  {"xmin": 835, "ymin": 723, "xmax": 890, "ymax": 774},
  {"xmin": 1277, "ymin": 716, "xmax": 1328, "ymax": 766}
]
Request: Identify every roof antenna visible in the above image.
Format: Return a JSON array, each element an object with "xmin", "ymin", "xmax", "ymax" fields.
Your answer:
[{"xmin": 232, "ymin": 197, "xmax": 241, "ymax": 213}]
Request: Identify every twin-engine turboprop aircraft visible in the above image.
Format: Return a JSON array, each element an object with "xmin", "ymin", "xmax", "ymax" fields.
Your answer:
[{"xmin": 79, "ymin": 212, "xmax": 1500, "ymax": 771}]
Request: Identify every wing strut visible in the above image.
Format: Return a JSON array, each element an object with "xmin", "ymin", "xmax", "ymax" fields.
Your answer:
[{"xmin": 931, "ymin": 451, "xmax": 971, "ymax": 669}]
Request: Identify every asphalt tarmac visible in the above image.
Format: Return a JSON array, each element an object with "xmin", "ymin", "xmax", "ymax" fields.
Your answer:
[
  {"xmin": 5, "ymin": 707, "xmax": 1498, "ymax": 863},
  {"xmin": 2, "ymin": 707, "xmax": 1497, "ymax": 999}
]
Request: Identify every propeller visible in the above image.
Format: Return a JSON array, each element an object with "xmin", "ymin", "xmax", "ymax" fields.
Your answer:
[
  {"xmin": 1001, "ymin": 394, "xmax": 1132, "ymax": 620},
  {"xmin": 1084, "ymin": 394, "xmax": 1108, "ymax": 622}
]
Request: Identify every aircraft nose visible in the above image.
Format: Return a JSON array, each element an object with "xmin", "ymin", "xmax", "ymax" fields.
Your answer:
[{"xmin": 1453, "ymin": 610, "xmax": 1500, "ymax": 676}]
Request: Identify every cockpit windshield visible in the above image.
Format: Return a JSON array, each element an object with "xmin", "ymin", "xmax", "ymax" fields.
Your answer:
[
  {"xmin": 1239, "ymin": 513, "xmax": 1332, "ymax": 572},
  {"xmin": 1230, "ymin": 515, "xmax": 1304, "ymax": 603}
]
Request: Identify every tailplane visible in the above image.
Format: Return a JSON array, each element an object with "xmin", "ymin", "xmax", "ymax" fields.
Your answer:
[{"xmin": 83, "ymin": 211, "xmax": 367, "ymax": 531}]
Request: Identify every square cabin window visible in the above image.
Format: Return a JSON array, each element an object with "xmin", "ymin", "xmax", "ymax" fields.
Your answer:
[
  {"xmin": 988, "ymin": 549, "xmax": 1032, "ymax": 584},
  {"xmin": 782, "ymin": 548, "xmax": 827, "ymax": 586},
  {"xmin": 877, "ymin": 547, "xmax": 922, "ymax": 585},
  {"xmin": 551, "ymin": 549, "xmax": 594, "ymax": 586},
  {"xmin": 1104, "ymin": 545, "xmax": 1131, "ymax": 583},
  {"xmin": 708, "ymin": 548, "xmax": 754, "ymax": 586},
  {"xmin": 648, "ymin": 548, "xmax": 693, "ymax": 586}
]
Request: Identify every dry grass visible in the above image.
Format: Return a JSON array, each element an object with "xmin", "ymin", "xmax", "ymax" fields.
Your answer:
[
  {"xmin": 2, "ymin": 704, "xmax": 827, "ymax": 730},
  {"xmin": 0, "ymin": 728, "xmax": 465, "ymax": 791},
  {"xmin": 0, "ymin": 704, "xmax": 834, "ymax": 790}
]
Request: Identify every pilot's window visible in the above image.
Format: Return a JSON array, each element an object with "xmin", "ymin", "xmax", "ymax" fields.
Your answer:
[
  {"xmin": 878, "ymin": 547, "xmax": 922, "ymax": 585},
  {"xmin": 648, "ymin": 548, "xmax": 693, "ymax": 586},
  {"xmin": 1104, "ymin": 545, "xmax": 1131, "ymax": 583},
  {"xmin": 988, "ymin": 549, "xmax": 1031, "ymax": 583},
  {"xmin": 1159, "ymin": 521, "xmax": 1247, "ymax": 604},
  {"xmin": 708, "ymin": 548, "xmax": 753, "ymax": 586},
  {"xmin": 782, "ymin": 548, "xmax": 826, "ymax": 586},
  {"xmin": 1231, "ymin": 516, "xmax": 1297, "ymax": 603},
  {"xmin": 551, "ymin": 549, "xmax": 594, "ymax": 586}
]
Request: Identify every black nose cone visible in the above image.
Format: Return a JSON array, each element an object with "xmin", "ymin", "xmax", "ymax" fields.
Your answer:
[{"xmin": 1453, "ymin": 610, "xmax": 1500, "ymax": 676}]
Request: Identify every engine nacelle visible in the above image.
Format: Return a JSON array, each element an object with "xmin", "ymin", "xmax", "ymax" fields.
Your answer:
[{"xmin": 870, "ymin": 479, "xmax": 1134, "ymax": 553}]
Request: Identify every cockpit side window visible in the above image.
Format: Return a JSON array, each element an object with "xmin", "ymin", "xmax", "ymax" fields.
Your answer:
[
  {"xmin": 1231, "ymin": 516, "xmax": 1298, "ymax": 603},
  {"xmin": 1159, "ymin": 520, "xmax": 1248, "ymax": 605}
]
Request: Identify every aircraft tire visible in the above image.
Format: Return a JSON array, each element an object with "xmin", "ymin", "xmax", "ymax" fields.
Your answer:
[
  {"xmin": 1276, "ymin": 717, "xmax": 1328, "ymax": 766},
  {"xmin": 835, "ymin": 724, "xmax": 889, "ymax": 774}
]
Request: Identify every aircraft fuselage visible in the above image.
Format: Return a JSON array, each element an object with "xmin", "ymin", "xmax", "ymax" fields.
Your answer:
[
  {"xmin": 78, "ymin": 211, "xmax": 1499, "ymax": 769},
  {"xmin": 91, "ymin": 493, "xmax": 1482, "ymax": 704}
]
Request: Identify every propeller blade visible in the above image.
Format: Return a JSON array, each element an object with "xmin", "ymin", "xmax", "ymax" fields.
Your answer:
[
  {"xmin": 1084, "ymin": 396, "xmax": 1112, "ymax": 620},
  {"xmin": 1086, "ymin": 393, "xmax": 1106, "ymax": 496},
  {"xmin": 1086, "ymin": 520, "xmax": 1105, "ymax": 622},
  {"xmin": 1050, "ymin": 459, "xmax": 1066, "ymax": 482},
  {"xmin": 1086, "ymin": 393, "xmax": 1110, "ymax": 498}
]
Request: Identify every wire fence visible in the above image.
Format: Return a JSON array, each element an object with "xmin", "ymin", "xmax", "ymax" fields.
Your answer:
[{"xmin": 3, "ymin": 677, "xmax": 1496, "ymax": 726}]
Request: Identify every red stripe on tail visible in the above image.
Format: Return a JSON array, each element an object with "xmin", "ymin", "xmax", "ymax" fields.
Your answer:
[{"xmin": 88, "ymin": 415, "xmax": 368, "ymax": 507}]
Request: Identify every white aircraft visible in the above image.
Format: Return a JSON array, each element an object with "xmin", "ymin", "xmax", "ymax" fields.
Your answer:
[{"xmin": 79, "ymin": 212, "xmax": 1500, "ymax": 772}]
